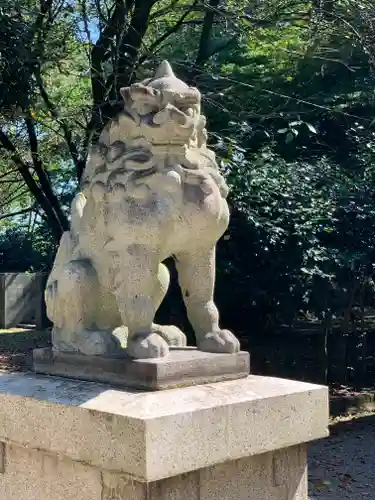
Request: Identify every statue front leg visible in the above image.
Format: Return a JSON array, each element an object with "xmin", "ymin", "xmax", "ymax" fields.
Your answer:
[
  {"xmin": 111, "ymin": 246, "xmax": 169, "ymax": 358},
  {"xmin": 175, "ymin": 247, "xmax": 240, "ymax": 353}
]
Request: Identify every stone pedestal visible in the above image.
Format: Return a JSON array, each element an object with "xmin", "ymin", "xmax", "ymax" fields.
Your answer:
[
  {"xmin": 0, "ymin": 372, "xmax": 328, "ymax": 500},
  {"xmin": 33, "ymin": 347, "xmax": 250, "ymax": 390}
]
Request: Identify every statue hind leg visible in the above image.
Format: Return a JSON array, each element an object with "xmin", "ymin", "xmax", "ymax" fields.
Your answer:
[{"xmin": 46, "ymin": 258, "xmax": 125, "ymax": 356}]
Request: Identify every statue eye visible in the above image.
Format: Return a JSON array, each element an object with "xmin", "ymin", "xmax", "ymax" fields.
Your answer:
[
  {"xmin": 179, "ymin": 107, "xmax": 194, "ymax": 116},
  {"xmin": 134, "ymin": 103, "xmax": 159, "ymax": 116}
]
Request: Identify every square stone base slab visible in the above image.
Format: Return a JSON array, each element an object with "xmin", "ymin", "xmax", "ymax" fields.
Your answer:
[
  {"xmin": 0, "ymin": 372, "xmax": 328, "ymax": 483},
  {"xmin": 33, "ymin": 347, "xmax": 250, "ymax": 390}
]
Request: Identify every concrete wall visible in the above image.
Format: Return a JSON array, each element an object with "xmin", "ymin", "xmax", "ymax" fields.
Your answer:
[{"xmin": 0, "ymin": 273, "xmax": 49, "ymax": 329}]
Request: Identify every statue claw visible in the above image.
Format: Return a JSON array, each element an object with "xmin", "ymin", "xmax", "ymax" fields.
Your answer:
[{"xmin": 126, "ymin": 332, "xmax": 169, "ymax": 359}]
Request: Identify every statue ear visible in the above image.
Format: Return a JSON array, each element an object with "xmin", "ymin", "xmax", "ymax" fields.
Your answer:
[{"xmin": 120, "ymin": 87, "xmax": 131, "ymax": 104}]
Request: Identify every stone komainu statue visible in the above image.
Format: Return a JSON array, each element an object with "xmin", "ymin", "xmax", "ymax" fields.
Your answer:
[{"xmin": 45, "ymin": 61, "xmax": 240, "ymax": 359}]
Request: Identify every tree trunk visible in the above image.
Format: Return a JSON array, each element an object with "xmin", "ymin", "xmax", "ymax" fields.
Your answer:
[
  {"xmin": 0, "ymin": 129, "xmax": 67, "ymax": 242},
  {"xmin": 190, "ymin": 0, "xmax": 220, "ymax": 83}
]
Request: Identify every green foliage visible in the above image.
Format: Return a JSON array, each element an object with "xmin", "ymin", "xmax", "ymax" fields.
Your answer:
[
  {"xmin": 215, "ymin": 141, "xmax": 375, "ymax": 332},
  {"xmin": 185, "ymin": 0, "xmax": 375, "ymax": 337},
  {"xmin": 0, "ymin": 225, "xmax": 55, "ymax": 272},
  {"xmin": 0, "ymin": 7, "xmax": 32, "ymax": 111}
]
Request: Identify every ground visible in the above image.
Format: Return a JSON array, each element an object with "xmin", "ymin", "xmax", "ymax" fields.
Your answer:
[
  {"xmin": 309, "ymin": 415, "xmax": 375, "ymax": 499},
  {"xmin": 0, "ymin": 327, "xmax": 51, "ymax": 370}
]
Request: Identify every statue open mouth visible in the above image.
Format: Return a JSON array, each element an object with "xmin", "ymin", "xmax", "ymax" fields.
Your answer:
[{"xmin": 148, "ymin": 140, "xmax": 189, "ymax": 147}]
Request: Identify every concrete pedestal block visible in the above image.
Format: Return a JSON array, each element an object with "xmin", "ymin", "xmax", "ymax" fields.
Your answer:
[{"xmin": 0, "ymin": 373, "xmax": 329, "ymax": 500}]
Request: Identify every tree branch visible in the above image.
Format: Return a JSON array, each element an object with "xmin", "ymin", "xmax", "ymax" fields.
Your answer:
[
  {"xmin": 24, "ymin": 115, "xmax": 69, "ymax": 232},
  {"xmin": 0, "ymin": 168, "xmax": 19, "ymax": 181},
  {"xmin": 91, "ymin": 0, "xmax": 134, "ymax": 109},
  {"xmin": 84, "ymin": 0, "xmax": 136, "ymax": 156},
  {"xmin": 150, "ymin": 0, "xmax": 181, "ymax": 20},
  {"xmin": 0, "ymin": 128, "xmax": 64, "ymax": 240},
  {"xmin": 0, "ymin": 207, "xmax": 34, "ymax": 221},
  {"xmin": 195, "ymin": 0, "xmax": 220, "ymax": 68},
  {"xmin": 35, "ymin": 69, "xmax": 81, "ymax": 178},
  {"xmin": 84, "ymin": 0, "xmax": 153, "ymax": 148},
  {"xmin": 139, "ymin": 0, "xmax": 199, "ymax": 65},
  {"xmin": 116, "ymin": 0, "xmax": 156, "ymax": 91},
  {"xmin": 0, "ymin": 187, "xmax": 29, "ymax": 209},
  {"xmin": 32, "ymin": 0, "xmax": 54, "ymax": 53},
  {"xmin": 78, "ymin": 0, "xmax": 92, "ymax": 46}
]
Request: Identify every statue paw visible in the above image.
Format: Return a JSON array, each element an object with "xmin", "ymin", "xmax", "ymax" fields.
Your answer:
[
  {"xmin": 127, "ymin": 332, "xmax": 169, "ymax": 359},
  {"xmin": 52, "ymin": 328, "xmax": 124, "ymax": 357},
  {"xmin": 152, "ymin": 324, "xmax": 187, "ymax": 347},
  {"xmin": 79, "ymin": 331, "xmax": 120, "ymax": 356},
  {"xmin": 198, "ymin": 329, "xmax": 240, "ymax": 354}
]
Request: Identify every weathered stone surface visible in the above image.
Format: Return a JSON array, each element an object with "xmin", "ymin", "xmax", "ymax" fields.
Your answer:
[
  {"xmin": 33, "ymin": 347, "xmax": 250, "ymax": 390},
  {"xmin": 198, "ymin": 444, "xmax": 307, "ymax": 500},
  {"xmin": 0, "ymin": 272, "xmax": 48, "ymax": 329},
  {"xmin": 1, "ymin": 443, "xmax": 102, "ymax": 500},
  {"xmin": 0, "ymin": 372, "xmax": 329, "ymax": 481},
  {"xmin": 44, "ymin": 60, "xmax": 240, "ymax": 359},
  {"xmin": 0, "ymin": 442, "xmax": 308, "ymax": 500}
]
